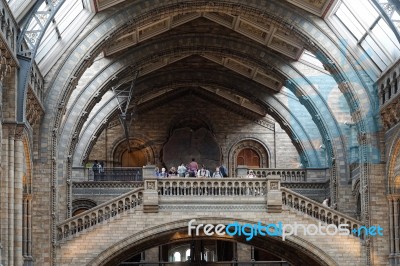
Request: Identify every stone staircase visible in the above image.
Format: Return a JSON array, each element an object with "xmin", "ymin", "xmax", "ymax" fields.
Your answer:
[
  {"xmin": 58, "ymin": 178, "xmax": 362, "ymax": 242},
  {"xmin": 56, "ymin": 177, "xmax": 367, "ymax": 265},
  {"xmin": 57, "ymin": 187, "xmax": 144, "ymax": 241},
  {"xmin": 281, "ymin": 187, "xmax": 362, "ymax": 232}
]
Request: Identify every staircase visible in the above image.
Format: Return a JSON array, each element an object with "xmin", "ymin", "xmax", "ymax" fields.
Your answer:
[
  {"xmin": 57, "ymin": 187, "xmax": 144, "ymax": 241},
  {"xmin": 281, "ymin": 187, "xmax": 362, "ymax": 232}
]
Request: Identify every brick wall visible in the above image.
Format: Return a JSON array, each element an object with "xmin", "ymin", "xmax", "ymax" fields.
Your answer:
[{"xmin": 89, "ymin": 94, "xmax": 300, "ymax": 170}]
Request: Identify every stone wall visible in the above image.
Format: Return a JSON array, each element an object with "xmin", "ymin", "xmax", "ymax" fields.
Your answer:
[{"xmin": 88, "ymin": 94, "xmax": 300, "ymax": 171}]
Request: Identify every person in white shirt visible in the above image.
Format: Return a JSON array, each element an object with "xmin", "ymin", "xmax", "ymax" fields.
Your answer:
[
  {"xmin": 177, "ymin": 163, "xmax": 187, "ymax": 177},
  {"xmin": 212, "ymin": 167, "xmax": 223, "ymax": 178},
  {"xmin": 246, "ymin": 169, "xmax": 256, "ymax": 178},
  {"xmin": 322, "ymin": 198, "xmax": 330, "ymax": 207},
  {"xmin": 197, "ymin": 165, "xmax": 210, "ymax": 177}
]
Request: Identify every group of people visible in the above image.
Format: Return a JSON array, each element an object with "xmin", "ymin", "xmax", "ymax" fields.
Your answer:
[
  {"xmin": 154, "ymin": 158, "xmax": 228, "ymax": 178},
  {"xmin": 92, "ymin": 160, "xmax": 105, "ymax": 180},
  {"xmin": 92, "ymin": 160, "xmax": 105, "ymax": 174}
]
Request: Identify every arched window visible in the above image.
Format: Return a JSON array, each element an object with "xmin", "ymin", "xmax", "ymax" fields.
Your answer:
[
  {"xmin": 173, "ymin": 252, "xmax": 181, "ymax": 262},
  {"xmin": 185, "ymin": 249, "xmax": 191, "ymax": 261},
  {"xmin": 387, "ymin": 78, "xmax": 392, "ymax": 99},
  {"xmin": 237, "ymin": 148, "xmax": 261, "ymax": 168}
]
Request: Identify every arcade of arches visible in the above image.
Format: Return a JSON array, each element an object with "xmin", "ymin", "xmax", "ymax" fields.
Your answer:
[{"xmin": 1, "ymin": 0, "xmax": 400, "ymax": 265}]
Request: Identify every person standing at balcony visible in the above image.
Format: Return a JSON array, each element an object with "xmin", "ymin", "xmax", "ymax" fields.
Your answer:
[
  {"xmin": 99, "ymin": 161, "xmax": 105, "ymax": 180},
  {"xmin": 197, "ymin": 165, "xmax": 210, "ymax": 178},
  {"xmin": 322, "ymin": 198, "xmax": 330, "ymax": 207},
  {"xmin": 154, "ymin": 167, "xmax": 160, "ymax": 177},
  {"xmin": 169, "ymin": 166, "xmax": 178, "ymax": 177},
  {"xmin": 177, "ymin": 162, "xmax": 187, "ymax": 177},
  {"xmin": 212, "ymin": 167, "xmax": 223, "ymax": 178},
  {"xmin": 247, "ymin": 169, "xmax": 256, "ymax": 178},
  {"xmin": 92, "ymin": 160, "xmax": 99, "ymax": 181},
  {"xmin": 188, "ymin": 158, "xmax": 198, "ymax": 177},
  {"xmin": 159, "ymin": 167, "xmax": 169, "ymax": 178},
  {"xmin": 219, "ymin": 162, "xmax": 228, "ymax": 177}
]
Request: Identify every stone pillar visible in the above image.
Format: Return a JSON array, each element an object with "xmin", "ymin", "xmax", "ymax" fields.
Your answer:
[
  {"xmin": 143, "ymin": 177, "xmax": 158, "ymax": 213},
  {"xmin": 369, "ymin": 163, "xmax": 390, "ymax": 265},
  {"xmin": 266, "ymin": 174, "xmax": 282, "ymax": 213},
  {"xmin": 14, "ymin": 133, "xmax": 23, "ymax": 266},
  {"xmin": 144, "ymin": 246, "xmax": 159, "ymax": 262},
  {"xmin": 8, "ymin": 133, "xmax": 14, "ymax": 266},
  {"xmin": 394, "ymin": 199, "xmax": 399, "ymax": 253},
  {"xmin": 236, "ymin": 165, "xmax": 248, "ymax": 177},
  {"xmin": 236, "ymin": 242, "xmax": 252, "ymax": 264},
  {"xmin": 143, "ymin": 165, "xmax": 156, "ymax": 178},
  {"xmin": 1, "ymin": 130, "xmax": 8, "ymax": 265},
  {"xmin": 389, "ymin": 198, "xmax": 394, "ymax": 254}
]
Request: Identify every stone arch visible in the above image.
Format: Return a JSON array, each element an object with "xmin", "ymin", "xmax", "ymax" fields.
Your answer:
[
  {"xmin": 111, "ymin": 138, "xmax": 156, "ymax": 167},
  {"xmin": 86, "ymin": 218, "xmax": 338, "ymax": 266},
  {"xmin": 72, "ymin": 198, "xmax": 97, "ymax": 216},
  {"xmin": 227, "ymin": 137, "xmax": 271, "ymax": 177}
]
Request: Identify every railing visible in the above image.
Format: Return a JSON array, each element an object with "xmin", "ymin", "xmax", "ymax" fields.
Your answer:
[
  {"xmin": 120, "ymin": 261, "xmax": 288, "ymax": 265},
  {"xmin": 57, "ymin": 187, "xmax": 144, "ymax": 241},
  {"xmin": 281, "ymin": 187, "xmax": 362, "ymax": 232},
  {"xmin": 157, "ymin": 178, "xmax": 267, "ymax": 197},
  {"xmin": 88, "ymin": 167, "xmax": 143, "ymax": 181},
  {"xmin": 251, "ymin": 169, "xmax": 306, "ymax": 181},
  {"xmin": 237, "ymin": 168, "xmax": 328, "ymax": 182}
]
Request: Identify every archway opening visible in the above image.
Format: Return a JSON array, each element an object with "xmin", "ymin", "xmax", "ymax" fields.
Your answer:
[
  {"xmin": 97, "ymin": 228, "xmax": 330, "ymax": 266},
  {"xmin": 121, "ymin": 149, "xmax": 147, "ymax": 167}
]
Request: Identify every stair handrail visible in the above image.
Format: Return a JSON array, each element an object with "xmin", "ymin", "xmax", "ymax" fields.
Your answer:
[
  {"xmin": 281, "ymin": 187, "xmax": 362, "ymax": 229},
  {"xmin": 57, "ymin": 187, "xmax": 144, "ymax": 240}
]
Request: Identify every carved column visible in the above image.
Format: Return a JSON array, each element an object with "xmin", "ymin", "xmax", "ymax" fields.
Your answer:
[
  {"xmin": 266, "ymin": 174, "xmax": 282, "ymax": 213},
  {"xmin": 389, "ymin": 197, "xmax": 394, "ymax": 254},
  {"xmin": 143, "ymin": 175, "xmax": 159, "ymax": 213},
  {"xmin": 14, "ymin": 127, "xmax": 24, "ymax": 266},
  {"xmin": 8, "ymin": 128, "xmax": 14, "ymax": 266},
  {"xmin": 0, "ymin": 127, "xmax": 8, "ymax": 266},
  {"xmin": 394, "ymin": 199, "xmax": 399, "ymax": 253}
]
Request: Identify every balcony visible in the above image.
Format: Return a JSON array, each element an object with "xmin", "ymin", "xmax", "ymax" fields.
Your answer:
[{"xmin": 377, "ymin": 59, "xmax": 400, "ymax": 130}]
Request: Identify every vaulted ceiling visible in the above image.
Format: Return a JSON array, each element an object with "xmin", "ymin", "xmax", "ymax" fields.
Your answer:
[{"xmin": 33, "ymin": 0, "xmax": 385, "ymax": 200}]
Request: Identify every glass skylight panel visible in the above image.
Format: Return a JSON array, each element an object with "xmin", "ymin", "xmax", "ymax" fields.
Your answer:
[
  {"xmin": 345, "ymin": 0, "xmax": 379, "ymax": 28},
  {"xmin": 35, "ymin": 0, "xmax": 89, "ymax": 69},
  {"xmin": 361, "ymin": 36, "xmax": 388, "ymax": 71},
  {"xmin": 335, "ymin": 4, "xmax": 364, "ymax": 40},
  {"xmin": 372, "ymin": 19, "xmax": 400, "ymax": 58},
  {"xmin": 56, "ymin": 0, "xmax": 84, "ymax": 34}
]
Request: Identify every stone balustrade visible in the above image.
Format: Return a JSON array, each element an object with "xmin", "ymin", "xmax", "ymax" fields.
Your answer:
[
  {"xmin": 144, "ymin": 175, "xmax": 283, "ymax": 212},
  {"xmin": 157, "ymin": 178, "xmax": 268, "ymax": 197},
  {"xmin": 57, "ymin": 188, "xmax": 143, "ymax": 241},
  {"xmin": 236, "ymin": 167, "xmax": 328, "ymax": 182},
  {"xmin": 281, "ymin": 187, "xmax": 362, "ymax": 232},
  {"xmin": 59, "ymin": 177, "xmax": 364, "ymax": 243}
]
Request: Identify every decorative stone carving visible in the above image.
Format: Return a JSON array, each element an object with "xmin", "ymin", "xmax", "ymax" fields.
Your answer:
[
  {"xmin": 270, "ymin": 181, "xmax": 279, "ymax": 190},
  {"xmin": 146, "ymin": 181, "xmax": 156, "ymax": 190}
]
